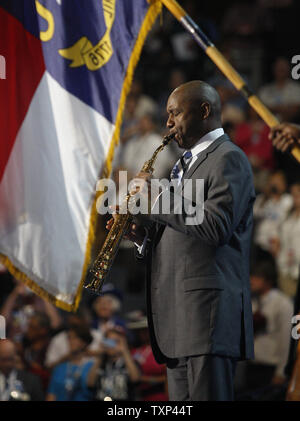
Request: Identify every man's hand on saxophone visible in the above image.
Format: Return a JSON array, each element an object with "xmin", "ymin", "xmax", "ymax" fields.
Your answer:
[
  {"xmin": 106, "ymin": 205, "xmax": 147, "ymax": 247},
  {"xmin": 106, "ymin": 170, "xmax": 157, "ymax": 246}
]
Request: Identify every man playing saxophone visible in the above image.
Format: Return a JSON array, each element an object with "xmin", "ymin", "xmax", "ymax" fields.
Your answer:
[{"xmin": 106, "ymin": 80, "xmax": 255, "ymax": 401}]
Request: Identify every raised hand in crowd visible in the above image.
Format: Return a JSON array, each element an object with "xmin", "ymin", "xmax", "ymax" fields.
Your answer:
[{"xmin": 269, "ymin": 123, "xmax": 300, "ymax": 153}]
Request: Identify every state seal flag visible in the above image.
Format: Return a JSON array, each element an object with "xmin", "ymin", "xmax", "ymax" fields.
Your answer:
[{"xmin": 0, "ymin": 0, "xmax": 161, "ymax": 310}]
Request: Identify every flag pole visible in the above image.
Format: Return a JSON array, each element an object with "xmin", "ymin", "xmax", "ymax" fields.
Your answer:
[{"xmin": 159, "ymin": 0, "xmax": 300, "ymax": 163}]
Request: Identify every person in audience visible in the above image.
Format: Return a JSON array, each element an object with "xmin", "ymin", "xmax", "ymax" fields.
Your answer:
[
  {"xmin": 128, "ymin": 316, "xmax": 168, "ymax": 401},
  {"xmin": 119, "ymin": 94, "xmax": 140, "ymax": 145},
  {"xmin": 0, "ymin": 281, "xmax": 62, "ymax": 346},
  {"xmin": 21, "ymin": 312, "xmax": 52, "ymax": 391},
  {"xmin": 117, "ymin": 113, "xmax": 176, "ymax": 181},
  {"xmin": 235, "ymin": 107, "xmax": 274, "ymax": 192},
  {"xmin": 0, "ymin": 339, "xmax": 44, "ymax": 401},
  {"xmin": 129, "ymin": 79, "xmax": 158, "ymax": 120},
  {"xmin": 90, "ymin": 284, "xmax": 125, "ymax": 334},
  {"xmin": 222, "ymin": 1, "xmax": 270, "ymax": 38},
  {"xmin": 208, "ymin": 56, "xmax": 248, "ymax": 115},
  {"xmin": 259, "ymin": 57, "xmax": 300, "ymax": 121},
  {"xmin": 45, "ymin": 309, "xmax": 102, "ymax": 370},
  {"xmin": 157, "ymin": 69, "xmax": 188, "ymax": 126},
  {"xmin": 253, "ymin": 170, "xmax": 293, "ymax": 252},
  {"xmin": 208, "ymin": 46, "xmax": 247, "ymax": 124},
  {"xmin": 46, "ymin": 325, "xmax": 94, "ymax": 401},
  {"xmin": 271, "ymin": 182, "xmax": 300, "ymax": 297},
  {"xmin": 246, "ymin": 260, "xmax": 293, "ymax": 390},
  {"xmin": 87, "ymin": 325, "xmax": 140, "ymax": 401}
]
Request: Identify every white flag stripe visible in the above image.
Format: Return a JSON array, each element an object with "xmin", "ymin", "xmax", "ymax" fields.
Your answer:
[{"xmin": 0, "ymin": 71, "xmax": 115, "ymax": 303}]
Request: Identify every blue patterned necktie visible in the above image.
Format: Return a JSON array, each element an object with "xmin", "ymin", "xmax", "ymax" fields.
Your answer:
[{"xmin": 170, "ymin": 150, "xmax": 193, "ymax": 182}]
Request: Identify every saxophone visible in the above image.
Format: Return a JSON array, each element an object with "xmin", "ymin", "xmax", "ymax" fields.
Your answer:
[{"xmin": 84, "ymin": 132, "xmax": 175, "ymax": 294}]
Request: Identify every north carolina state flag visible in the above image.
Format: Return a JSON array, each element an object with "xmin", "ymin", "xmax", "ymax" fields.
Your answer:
[{"xmin": 0, "ymin": 0, "xmax": 161, "ymax": 310}]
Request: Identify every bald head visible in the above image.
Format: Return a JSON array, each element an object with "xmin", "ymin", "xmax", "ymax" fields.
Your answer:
[
  {"xmin": 166, "ymin": 80, "xmax": 222, "ymax": 149},
  {"xmin": 173, "ymin": 81, "xmax": 222, "ymax": 120}
]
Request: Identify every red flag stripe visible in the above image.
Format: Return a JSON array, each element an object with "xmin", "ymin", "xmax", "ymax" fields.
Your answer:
[{"xmin": 0, "ymin": 7, "xmax": 45, "ymax": 181}]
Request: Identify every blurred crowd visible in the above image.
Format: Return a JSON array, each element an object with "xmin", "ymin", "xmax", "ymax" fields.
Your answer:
[
  {"xmin": 0, "ymin": 282, "xmax": 168, "ymax": 401},
  {"xmin": 1, "ymin": 0, "xmax": 300, "ymax": 401}
]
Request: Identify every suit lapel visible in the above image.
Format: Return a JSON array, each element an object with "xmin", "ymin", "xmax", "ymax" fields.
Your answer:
[
  {"xmin": 151, "ymin": 135, "xmax": 230, "ymax": 243},
  {"xmin": 183, "ymin": 134, "xmax": 230, "ymax": 181}
]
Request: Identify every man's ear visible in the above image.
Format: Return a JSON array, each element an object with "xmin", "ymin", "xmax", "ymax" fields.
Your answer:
[{"xmin": 201, "ymin": 102, "xmax": 210, "ymax": 120}]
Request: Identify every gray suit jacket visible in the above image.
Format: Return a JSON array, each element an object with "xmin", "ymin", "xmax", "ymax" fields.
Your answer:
[{"xmin": 139, "ymin": 134, "xmax": 255, "ymax": 364}]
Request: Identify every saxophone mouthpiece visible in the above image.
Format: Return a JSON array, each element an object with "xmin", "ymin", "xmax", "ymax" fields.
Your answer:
[{"xmin": 163, "ymin": 132, "xmax": 176, "ymax": 145}]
